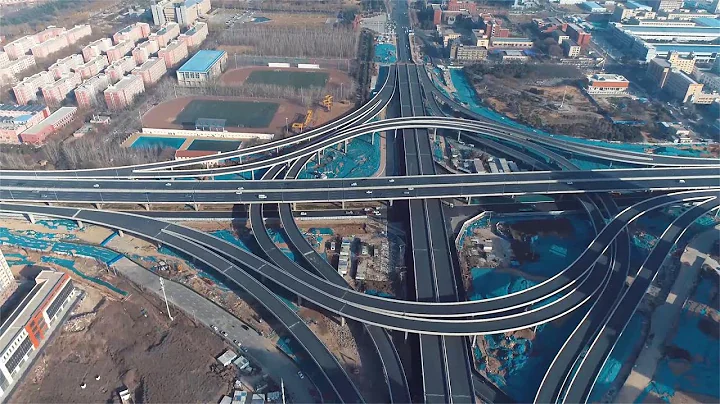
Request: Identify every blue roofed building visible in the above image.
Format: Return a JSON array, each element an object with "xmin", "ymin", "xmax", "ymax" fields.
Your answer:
[{"xmin": 176, "ymin": 50, "xmax": 228, "ymax": 86}]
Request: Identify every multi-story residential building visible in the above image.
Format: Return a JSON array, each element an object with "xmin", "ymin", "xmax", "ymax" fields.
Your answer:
[
  {"xmin": 469, "ymin": 29, "xmax": 490, "ymax": 47},
  {"xmin": 0, "ymin": 52, "xmax": 8, "ymax": 65},
  {"xmin": 41, "ymin": 72, "xmax": 82, "ymax": 107},
  {"xmin": 63, "ymin": 25, "xmax": 92, "ymax": 44},
  {"xmin": 0, "ymin": 270, "xmax": 78, "ymax": 399},
  {"xmin": 178, "ymin": 22, "xmax": 208, "ymax": 48},
  {"xmin": 75, "ymin": 73, "xmax": 111, "ymax": 109},
  {"xmin": 566, "ymin": 23, "xmax": 591, "ymax": 47},
  {"xmin": 647, "ymin": 57, "xmax": 673, "ymax": 88},
  {"xmin": 553, "ymin": 30, "xmax": 570, "ymax": 44},
  {"xmin": 176, "ymin": 50, "xmax": 227, "ymax": 86},
  {"xmin": 132, "ymin": 57, "xmax": 167, "ymax": 86},
  {"xmin": 0, "ymin": 104, "xmax": 50, "ymax": 144},
  {"xmin": 148, "ymin": 22, "xmax": 181, "ymax": 48},
  {"xmin": 104, "ymin": 74, "xmax": 145, "ymax": 110},
  {"xmin": 48, "ymin": 54, "xmax": 84, "ymax": 79},
  {"xmin": 449, "ymin": 42, "xmax": 488, "ymax": 62},
  {"xmin": 0, "ymin": 55, "xmax": 36, "ymax": 78},
  {"xmin": 106, "ymin": 56, "xmax": 137, "ymax": 83},
  {"xmin": 30, "ymin": 35, "xmax": 69, "ymax": 59},
  {"xmin": 158, "ymin": 40, "xmax": 188, "ymax": 68},
  {"xmin": 489, "ymin": 37, "xmax": 534, "ymax": 48},
  {"xmin": 33, "ymin": 26, "xmax": 65, "ymax": 43},
  {"xmin": 112, "ymin": 22, "xmax": 151, "ymax": 45},
  {"xmin": 82, "ymin": 38, "xmax": 113, "ymax": 62},
  {"xmin": 0, "ymin": 248, "xmax": 16, "ymax": 305},
  {"xmin": 105, "ymin": 40, "xmax": 135, "ymax": 63},
  {"xmin": 664, "ymin": 69, "xmax": 704, "ymax": 103},
  {"xmin": 19, "ymin": 106, "xmax": 77, "ymax": 143},
  {"xmin": 75, "ymin": 55, "xmax": 109, "ymax": 79},
  {"xmin": 585, "ymin": 73, "xmax": 630, "ymax": 95},
  {"xmin": 132, "ymin": 40, "xmax": 160, "ymax": 64},
  {"xmin": 12, "ymin": 71, "xmax": 53, "ymax": 105},
  {"xmin": 3, "ymin": 36, "xmax": 38, "ymax": 60},
  {"xmin": 563, "ymin": 40, "xmax": 582, "ymax": 58},
  {"xmin": 438, "ymin": 27, "xmax": 462, "ymax": 47},
  {"xmin": 151, "ymin": 0, "xmax": 211, "ymax": 28},
  {"xmin": 665, "ymin": 51, "xmax": 697, "ymax": 74}
]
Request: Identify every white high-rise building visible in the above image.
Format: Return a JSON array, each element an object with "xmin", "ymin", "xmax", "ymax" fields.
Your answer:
[{"xmin": 0, "ymin": 248, "xmax": 17, "ymax": 305}]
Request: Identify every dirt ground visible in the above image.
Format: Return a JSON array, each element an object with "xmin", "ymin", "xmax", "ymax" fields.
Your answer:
[
  {"xmin": 10, "ymin": 278, "xmax": 234, "ymax": 404},
  {"xmin": 221, "ymin": 67, "xmax": 352, "ymax": 93},
  {"xmin": 141, "ymin": 95, "xmax": 307, "ymax": 135}
]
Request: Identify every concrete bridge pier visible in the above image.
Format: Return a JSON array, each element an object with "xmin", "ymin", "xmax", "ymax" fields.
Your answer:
[
  {"xmin": 389, "ymin": 199, "xmax": 393, "ymax": 207},
  {"xmin": 344, "ymin": 139, "xmax": 349, "ymax": 152},
  {"xmin": 142, "ymin": 203, "xmax": 150, "ymax": 211},
  {"xmin": 117, "ymin": 229, "xmax": 124, "ymax": 237},
  {"xmin": 26, "ymin": 213, "xmax": 35, "ymax": 224},
  {"xmin": 191, "ymin": 203, "xmax": 200, "ymax": 211},
  {"xmin": 297, "ymin": 295, "xmax": 303, "ymax": 306},
  {"xmin": 76, "ymin": 220, "xmax": 84, "ymax": 229},
  {"xmin": 430, "ymin": 127, "xmax": 437, "ymax": 141},
  {"xmin": 94, "ymin": 203, "xmax": 103, "ymax": 209},
  {"xmin": 341, "ymin": 200, "xmax": 346, "ymax": 209},
  {"xmin": 467, "ymin": 196, "xmax": 472, "ymax": 204},
  {"xmin": 45, "ymin": 202, "xmax": 53, "ymax": 206},
  {"xmin": 340, "ymin": 317, "xmax": 346, "ymax": 327}
]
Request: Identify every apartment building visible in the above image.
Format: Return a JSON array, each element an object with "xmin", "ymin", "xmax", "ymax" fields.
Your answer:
[
  {"xmin": 12, "ymin": 71, "xmax": 53, "ymax": 105},
  {"xmin": 0, "ymin": 271, "xmax": 78, "ymax": 399},
  {"xmin": 19, "ymin": 106, "xmax": 77, "ymax": 143},
  {"xmin": 48, "ymin": 54, "xmax": 84, "ymax": 79},
  {"xmin": 586, "ymin": 73, "xmax": 630, "ymax": 95},
  {"xmin": 82, "ymin": 38, "xmax": 113, "ymax": 62},
  {"xmin": 647, "ymin": 0, "xmax": 683, "ymax": 11},
  {"xmin": 33, "ymin": 26, "xmax": 65, "ymax": 43},
  {"xmin": 0, "ymin": 249, "xmax": 16, "ymax": 306},
  {"xmin": 158, "ymin": 40, "xmax": 188, "ymax": 68},
  {"xmin": 664, "ymin": 69, "xmax": 703, "ymax": 103},
  {"xmin": 3, "ymin": 36, "xmax": 38, "ymax": 59},
  {"xmin": 0, "ymin": 104, "xmax": 49, "ymax": 144},
  {"xmin": 30, "ymin": 35, "xmax": 69, "ymax": 59},
  {"xmin": 75, "ymin": 55, "xmax": 109, "ymax": 79},
  {"xmin": 112, "ymin": 22, "xmax": 151, "ymax": 45},
  {"xmin": 104, "ymin": 74, "xmax": 145, "ymax": 110},
  {"xmin": 105, "ymin": 40, "xmax": 135, "ymax": 63},
  {"xmin": 449, "ymin": 43, "xmax": 488, "ymax": 62},
  {"xmin": 41, "ymin": 72, "xmax": 82, "ymax": 107},
  {"xmin": 178, "ymin": 22, "xmax": 208, "ymax": 48},
  {"xmin": 148, "ymin": 23, "xmax": 181, "ymax": 48},
  {"xmin": 106, "ymin": 56, "xmax": 137, "ymax": 83},
  {"xmin": 63, "ymin": 25, "xmax": 92, "ymax": 44},
  {"xmin": 151, "ymin": 0, "xmax": 211, "ymax": 28},
  {"xmin": 74, "ymin": 73, "xmax": 111, "ymax": 109},
  {"xmin": 0, "ymin": 52, "xmax": 7, "ymax": 65},
  {"xmin": 132, "ymin": 40, "xmax": 160, "ymax": 64},
  {"xmin": 0, "ymin": 55, "xmax": 36, "ymax": 78},
  {"xmin": 131, "ymin": 57, "xmax": 167, "ymax": 86}
]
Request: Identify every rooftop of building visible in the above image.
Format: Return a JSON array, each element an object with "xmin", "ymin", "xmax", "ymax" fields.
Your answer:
[
  {"xmin": 178, "ymin": 50, "xmax": 226, "ymax": 73},
  {"xmin": 0, "ymin": 270, "xmax": 66, "ymax": 351},
  {"xmin": 650, "ymin": 43, "xmax": 720, "ymax": 53},
  {"xmin": 491, "ymin": 37, "xmax": 533, "ymax": 42},
  {"xmin": 626, "ymin": 0, "xmax": 652, "ymax": 9},
  {"xmin": 695, "ymin": 17, "xmax": 720, "ymax": 28},
  {"xmin": 106, "ymin": 74, "xmax": 142, "ymax": 91},
  {"xmin": 651, "ymin": 57, "xmax": 673, "ymax": 67},
  {"xmin": 669, "ymin": 69, "xmax": 699, "ymax": 84},
  {"xmin": 134, "ymin": 57, "xmax": 163, "ymax": 71},
  {"xmin": 23, "ymin": 107, "xmax": 77, "ymax": 134},
  {"xmin": 588, "ymin": 73, "xmax": 629, "ymax": 82},
  {"xmin": 502, "ymin": 49, "xmax": 527, "ymax": 56},
  {"xmin": 583, "ymin": 1, "xmax": 605, "ymax": 8},
  {"xmin": 0, "ymin": 103, "xmax": 47, "ymax": 113},
  {"xmin": 616, "ymin": 23, "xmax": 720, "ymax": 34},
  {"xmin": 78, "ymin": 73, "xmax": 109, "ymax": 87},
  {"xmin": 156, "ymin": 23, "xmax": 178, "ymax": 35}
]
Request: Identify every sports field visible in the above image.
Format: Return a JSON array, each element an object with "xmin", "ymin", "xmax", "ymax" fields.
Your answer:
[
  {"xmin": 187, "ymin": 139, "xmax": 242, "ymax": 152},
  {"xmin": 173, "ymin": 100, "xmax": 278, "ymax": 128},
  {"xmin": 245, "ymin": 70, "xmax": 329, "ymax": 89}
]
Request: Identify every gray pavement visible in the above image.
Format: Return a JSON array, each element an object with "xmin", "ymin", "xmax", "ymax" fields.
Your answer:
[{"xmin": 110, "ymin": 257, "xmax": 316, "ymax": 404}]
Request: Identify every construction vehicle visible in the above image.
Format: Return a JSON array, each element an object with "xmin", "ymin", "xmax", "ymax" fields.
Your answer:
[
  {"xmin": 291, "ymin": 109, "xmax": 313, "ymax": 132},
  {"xmin": 320, "ymin": 95, "xmax": 333, "ymax": 112}
]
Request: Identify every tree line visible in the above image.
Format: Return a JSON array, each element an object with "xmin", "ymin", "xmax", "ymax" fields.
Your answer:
[{"xmin": 217, "ymin": 26, "xmax": 359, "ymax": 59}]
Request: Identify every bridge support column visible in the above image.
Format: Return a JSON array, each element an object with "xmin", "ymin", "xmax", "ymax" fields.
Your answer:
[
  {"xmin": 389, "ymin": 199, "xmax": 393, "ymax": 207},
  {"xmin": 192, "ymin": 203, "xmax": 200, "ymax": 211},
  {"xmin": 317, "ymin": 150, "xmax": 322, "ymax": 162},
  {"xmin": 404, "ymin": 331, "xmax": 409, "ymax": 343},
  {"xmin": 341, "ymin": 200, "xmax": 345, "ymax": 209},
  {"xmin": 344, "ymin": 139, "xmax": 349, "ymax": 152},
  {"xmin": 45, "ymin": 202, "xmax": 53, "ymax": 206},
  {"xmin": 430, "ymin": 127, "xmax": 437, "ymax": 141},
  {"xmin": 340, "ymin": 316, "xmax": 346, "ymax": 327},
  {"xmin": 251, "ymin": 170, "xmax": 255, "ymax": 180},
  {"xmin": 467, "ymin": 196, "xmax": 471, "ymax": 204},
  {"xmin": 26, "ymin": 213, "xmax": 35, "ymax": 224},
  {"xmin": 76, "ymin": 220, "xmax": 84, "ymax": 229},
  {"xmin": 143, "ymin": 203, "xmax": 150, "ymax": 211},
  {"xmin": 371, "ymin": 133, "xmax": 375, "ymax": 145},
  {"xmin": 297, "ymin": 295, "xmax": 302, "ymax": 306},
  {"xmin": 94, "ymin": 203, "xmax": 102, "ymax": 209},
  {"xmin": 457, "ymin": 130, "xmax": 461, "ymax": 142},
  {"xmin": 117, "ymin": 229, "xmax": 124, "ymax": 238}
]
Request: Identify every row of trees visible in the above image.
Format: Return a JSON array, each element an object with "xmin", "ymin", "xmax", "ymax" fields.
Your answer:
[
  {"xmin": 464, "ymin": 63, "xmax": 582, "ymax": 82},
  {"xmin": 41, "ymin": 137, "xmax": 166, "ymax": 170},
  {"xmin": 218, "ymin": 26, "xmax": 359, "ymax": 59}
]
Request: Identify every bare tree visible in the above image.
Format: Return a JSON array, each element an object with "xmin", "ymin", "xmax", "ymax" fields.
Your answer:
[{"xmin": 218, "ymin": 26, "xmax": 359, "ymax": 59}]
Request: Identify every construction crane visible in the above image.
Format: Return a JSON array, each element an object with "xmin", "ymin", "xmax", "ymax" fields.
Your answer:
[
  {"xmin": 320, "ymin": 95, "xmax": 333, "ymax": 112},
  {"xmin": 291, "ymin": 110, "xmax": 313, "ymax": 132}
]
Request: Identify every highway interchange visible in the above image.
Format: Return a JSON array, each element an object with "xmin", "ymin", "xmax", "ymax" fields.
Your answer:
[{"xmin": 1, "ymin": 2, "xmax": 719, "ymax": 402}]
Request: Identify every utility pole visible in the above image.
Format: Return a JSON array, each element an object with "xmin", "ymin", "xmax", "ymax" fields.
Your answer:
[
  {"xmin": 159, "ymin": 277, "xmax": 174, "ymax": 321},
  {"xmin": 559, "ymin": 87, "xmax": 567, "ymax": 110}
]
